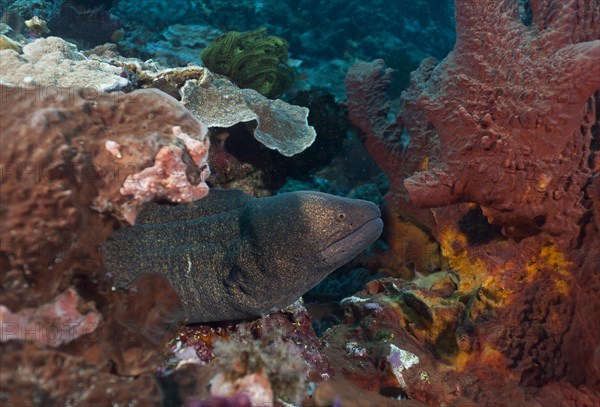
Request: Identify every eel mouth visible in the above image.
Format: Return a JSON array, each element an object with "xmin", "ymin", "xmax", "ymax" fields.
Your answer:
[{"xmin": 319, "ymin": 215, "xmax": 384, "ymax": 264}]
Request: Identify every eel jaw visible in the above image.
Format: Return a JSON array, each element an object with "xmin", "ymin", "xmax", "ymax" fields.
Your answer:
[{"xmin": 317, "ymin": 216, "xmax": 384, "ymax": 271}]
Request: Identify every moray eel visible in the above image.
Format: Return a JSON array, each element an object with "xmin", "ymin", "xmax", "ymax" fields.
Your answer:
[{"xmin": 103, "ymin": 189, "xmax": 383, "ymax": 323}]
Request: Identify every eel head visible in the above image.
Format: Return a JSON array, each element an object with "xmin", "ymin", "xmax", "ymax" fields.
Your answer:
[{"xmin": 236, "ymin": 191, "xmax": 383, "ymax": 313}]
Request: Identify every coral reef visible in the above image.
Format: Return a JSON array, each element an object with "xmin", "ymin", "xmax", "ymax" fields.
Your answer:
[
  {"xmin": 0, "ymin": 342, "xmax": 164, "ymax": 406},
  {"xmin": 0, "ymin": 84, "xmax": 209, "ymax": 310},
  {"xmin": 0, "ymin": 34, "xmax": 319, "ymax": 189},
  {"xmin": 181, "ymin": 74, "xmax": 316, "ymax": 157},
  {"xmin": 0, "ymin": 36, "xmax": 129, "ymax": 91},
  {"xmin": 99, "ymin": 274, "xmax": 185, "ymax": 376},
  {"xmin": 165, "ymin": 301, "xmax": 331, "ymax": 405},
  {"xmin": 321, "ymin": 277, "xmax": 531, "ymax": 405},
  {"xmin": 0, "ymin": 273, "xmax": 183, "ymax": 405},
  {"xmin": 0, "ymin": 34, "xmax": 21, "ymax": 51},
  {"xmin": 24, "ymin": 15, "xmax": 49, "ymax": 36},
  {"xmin": 119, "ymin": 126, "xmax": 210, "ymax": 222},
  {"xmin": 2, "ymin": 0, "xmax": 64, "ymax": 21},
  {"xmin": 168, "ymin": 0, "xmax": 455, "ymax": 96},
  {"xmin": 50, "ymin": 3, "xmax": 120, "ymax": 48},
  {"xmin": 2, "ymin": 0, "xmax": 597, "ymax": 405},
  {"xmin": 0, "ymin": 36, "xmax": 379, "ymax": 406},
  {"xmin": 6, "ymin": 1, "xmax": 455, "ymax": 100},
  {"xmin": 209, "ymin": 331, "xmax": 307, "ymax": 404},
  {"xmin": 145, "ymin": 24, "xmax": 223, "ymax": 67},
  {"xmin": 0, "ymin": 287, "xmax": 100, "ymax": 346},
  {"xmin": 200, "ymin": 28, "xmax": 293, "ymax": 98},
  {"xmin": 345, "ymin": 0, "xmax": 600, "ymax": 404},
  {"xmin": 112, "ymin": 0, "xmax": 193, "ymax": 30}
]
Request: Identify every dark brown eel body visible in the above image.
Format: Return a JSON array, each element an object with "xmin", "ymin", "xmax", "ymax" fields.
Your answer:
[{"xmin": 103, "ymin": 189, "xmax": 383, "ymax": 323}]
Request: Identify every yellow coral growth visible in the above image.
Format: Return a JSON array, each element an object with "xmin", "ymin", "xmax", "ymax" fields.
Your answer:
[
  {"xmin": 439, "ymin": 228, "xmax": 488, "ymax": 294},
  {"xmin": 451, "ymin": 350, "xmax": 472, "ymax": 372},
  {"xmin": 525, "ymin": 243, "xmax": 572, "ymax": 296},
  {"xmin": 452, "ymin": 344, "xmax": 511, "ymax": 375},
  {"xmin": 420, "ymin": 156, "xmax": 429, "ymax": 171},
  {"xmin": 381, "ymin": 213, "xmax": 445, "ymax": 278}
]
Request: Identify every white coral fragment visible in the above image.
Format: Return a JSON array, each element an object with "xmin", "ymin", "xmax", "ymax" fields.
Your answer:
[
  {"xmin": 386, "ymin": 344, "xmax": 420, "ymax": 389},
  {"xmin": 105, "ymin": 140, "xmax": 122, "ymax": 158}
]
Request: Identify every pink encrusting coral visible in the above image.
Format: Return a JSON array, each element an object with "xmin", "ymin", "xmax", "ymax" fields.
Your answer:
[
  {"xmin": 0, "ymin": 287, "xmax": 101, "ymax": 347},
  {"xmin": 172, "ymin": 125, "xmax": 210, "ymax": 167},
  {"xmin": 120, "ymin": 126, "xmax": 210, "ymax": 224}
]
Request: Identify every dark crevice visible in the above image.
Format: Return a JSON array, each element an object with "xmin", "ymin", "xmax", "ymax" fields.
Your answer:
[
  {"xmin": 588, "ymin": 92, "xmax": 599, "ymax": 168},
  {"xmin": 519, "ymin": 0, "xmax": 533, "ymax": 27},
  {"xmin": 533, "ymin": 215, "xmax": 546, "ymax": 228},
  {"xmin": 458, "ymin": 206, "xmax": 504, "ymax": 245},
  {"xmin": 575, "ymin": 173, "xmax": 596, "ymax": 249},
  {"xmin": 379, "ymin": 386, "xmax": 408, "ymax": 399},
  {"xmin": 575, "ymin": 209, "xmax": 593, "ymax": 249}
]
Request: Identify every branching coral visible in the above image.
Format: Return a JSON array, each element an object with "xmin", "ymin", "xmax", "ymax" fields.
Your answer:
[{"xmin": 200, "ymin": 27, "xmax": 293, "ymax": 98}]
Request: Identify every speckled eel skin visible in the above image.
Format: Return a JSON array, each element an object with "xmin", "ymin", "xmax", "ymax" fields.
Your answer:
[{"xmin": 103, "ymin": 189, "xmax": 383, "ymax": 323}]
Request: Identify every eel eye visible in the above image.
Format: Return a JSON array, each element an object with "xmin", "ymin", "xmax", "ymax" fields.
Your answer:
[{"xmin": 337, "ymin": 212, "xmax": 347, "ymax": 221}]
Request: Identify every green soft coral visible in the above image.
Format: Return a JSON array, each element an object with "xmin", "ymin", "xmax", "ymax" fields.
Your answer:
[{"xmin": 200, "ymin": 27, "xmax": 293, "ymax": 98}]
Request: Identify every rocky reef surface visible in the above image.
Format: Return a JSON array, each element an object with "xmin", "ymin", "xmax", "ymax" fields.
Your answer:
[{"xmin": 1, "ymin": 0, "xmax": 599, "ymax": 406}]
